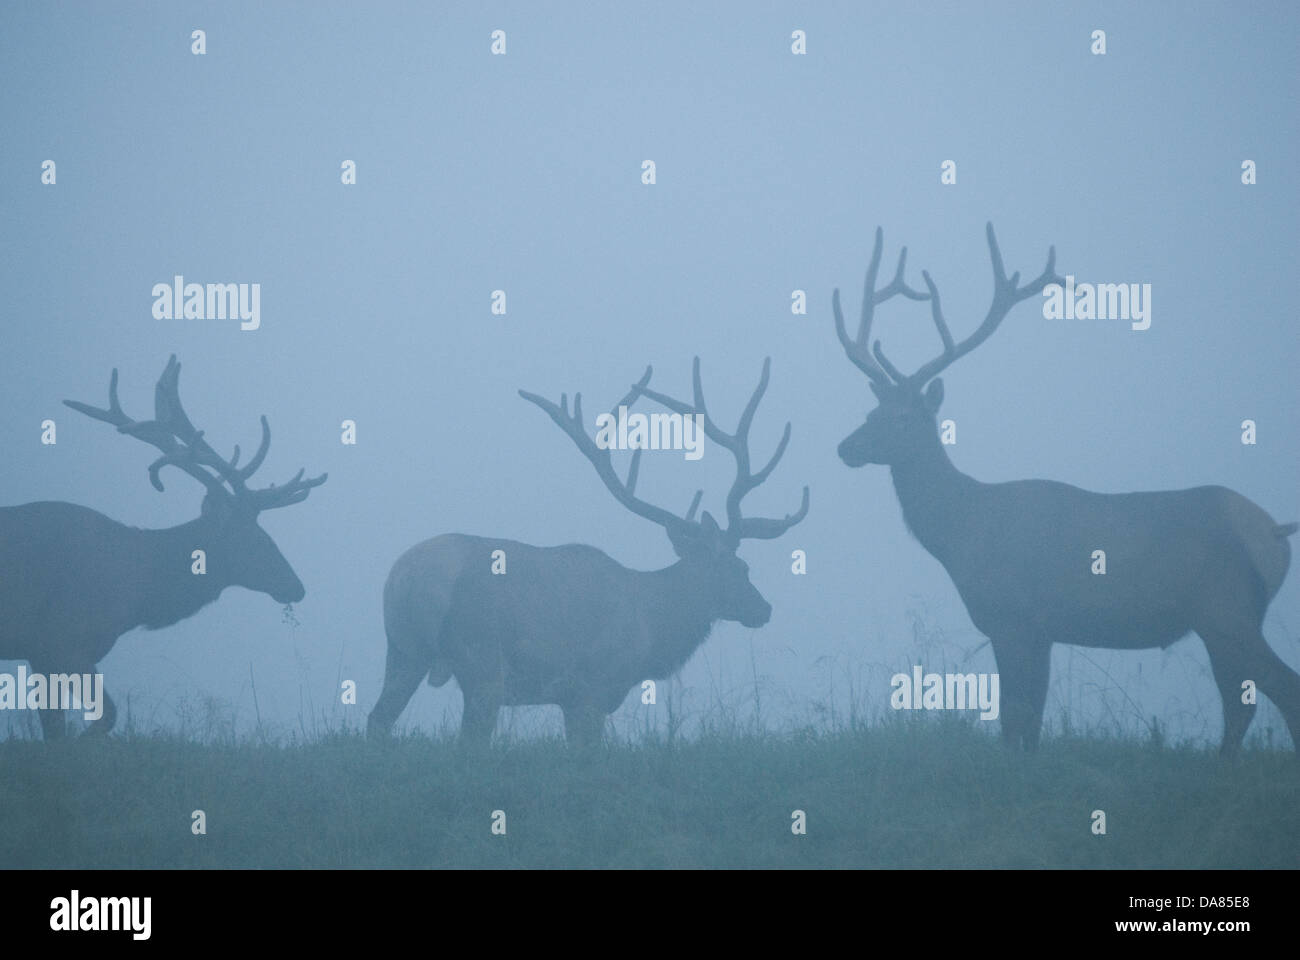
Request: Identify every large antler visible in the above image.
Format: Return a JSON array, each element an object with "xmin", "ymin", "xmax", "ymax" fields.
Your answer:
[
  {"xmin": 519, "ymin": 368, "xmax": 699, "ymax": 539},
  {"xmin": 634, "ymin": 357, "xmax": 809, "ymax": 544},
  {"xmin": 65, "ymin": 355, "xmax": 326, "ymax": 511},
  {"xmin": 833, "ymin": 227, "xmax": 930, "ymax": 385},
  {"xmin": 836, "ymin": 223, "xmax": 1062, "ymax": 389}
]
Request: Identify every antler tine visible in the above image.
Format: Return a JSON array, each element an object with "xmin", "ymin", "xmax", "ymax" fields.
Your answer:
[
  {"xmin": 66, "ymin": 357, "xmax": 325, "ymax": 508},
  {"xmin": 833, "ymin": 289, "xmax": 880, "ymax": 380},
  {"xmin": 65, "ymin": 360, "xmax": 229, "ymax": 496},
  {"xmin": 733, "ymin": 485, "xmax": 810, "ymax": 541},
  {"xmin": 639, "ymin": 355, "xmax": 747, "ymax": 469},
  {"xmin": 919, "ymin": 269, "xmax": 955, "ymax": 354},
  {"xmin": 246, "ymin": 467, "xmax": 329, "ymax": 511},
  {"xmin": 689, "ymin": 356, "xmax": 750, "ymax": 458},
  {"xmin": 685, "ymin": 489, "xmax": 704, "ymax": 522},
  {"xmin": 63, "ymin": 368, "xmax": 128, "ymax": 427},
  {"xmin": 833, "ymin": 227, "xmax": 888, "ymax": 382},
  {"xmin": 626, "ymin": 446, "xmax": 642, "ymax": 495},
  {"xmin": 235, "ymin": 416, "xmax": 272, "ymax": 482},
  {"xmin": 636, "ymin": 356, "xmax": 807, "ymax": 544},
  {"xmin": 721, "ymin": 358, "xmax": 807, "ymax": 539},
  {"xmin": 834, "ymin": 228, "xmax": 929, "ymax": 384},
  {"xmin": 732, "ymin": 356, "xmax": 770, "ymax": 449},
  {"xmin": 857, "ymin": 227, "xmax": 886, "ymax": 344},
  {"xmin": 876, "ymin": 242, "xmax": 929, "ymax": 305},
  {"xmin": 636, "ymin": 358, "xmax": 727, "ymax": 449},
  {"xmin": 152, "ymin": 356, "xmax": 247, "ymax": 486},
  {"xmin": 519, "ymin": 376, "xmax": 691, "ymax": 536},
  {"xmin": 749, "ymin": 420, "xmax": 792, "ymax": 489},
  {"xmin": 871, "ymin": 341, "xmax": 908, "ymax": 384},
  {"xmin": 985, "ymin": 221, "xmax": 1062, "ymax": 305},
  {"xmin": 141, "ymin": 451, "xmax": 218, "ymax": 495},
  {"xmin": 154, "ymin": 356, "xmax": 197, "ymax": 439},
  {"xmin": 613, "ymin": 366, "xmax": 653, "ymax": 422},
  {"xmin": 901, "ymin": 223, "xmax": 1062, "ymax": 387},
  {"xmin": 720, "ymin": 358, "xmax": 768, "ymax": 532},
  {"xmin": 106, "ymin": 368, "xmax": 123, "ymax": 418},
  {"xmin": 154, "ymin": 357, "xmax": 321, "ymax": 508}
]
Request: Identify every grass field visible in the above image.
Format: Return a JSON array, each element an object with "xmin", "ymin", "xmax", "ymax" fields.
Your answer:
[{"xmin": 2, "ymin": 716, "xmax": 1297, "ymax": 869}]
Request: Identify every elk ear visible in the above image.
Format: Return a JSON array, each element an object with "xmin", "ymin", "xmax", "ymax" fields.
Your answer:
[
  {"xmin": 667, "ymin": 522, "xmax": 703, "ymax": 559},
  {"xmin": 923, "ymin": 378, "xmax": 944, "ymax": 414},
  {"xmin": 698, "ymin": 511, "xmax": 731, "ymax": 555},
  {"xmin": 869, "ymin": 380, "xmax": 888, "ymax": 404}
]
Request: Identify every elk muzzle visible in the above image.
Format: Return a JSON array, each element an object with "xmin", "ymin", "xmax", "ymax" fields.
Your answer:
[{"xmin": 838, "ymin": 429, "xmax": 873, "ymax": 467}]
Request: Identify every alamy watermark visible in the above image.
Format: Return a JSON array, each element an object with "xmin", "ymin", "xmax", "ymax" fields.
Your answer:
[
  {"xmin": 890, "ymin": 666, "xmax": 1000, "ymax": 720},
  {"xmin": 50, "ymin": 891, "xmax": 151, "ymax": 940},
  {"xmin": 1042, "ymin": 275, "xmax": 1151, "ymax": 330},
  {"xmin": 594, "ymin": 406, "xmax": 705, "ymax": 460},
  {"xmin": 0, "ymin": 667, "xmax": 105, "ymax": 722},
  {"xmin": 152, "ymin": 276, "xmax": 260, "ymax": 330}
]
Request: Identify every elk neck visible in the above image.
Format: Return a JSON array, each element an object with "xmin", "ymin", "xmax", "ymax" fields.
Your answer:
[
  {"xmin": 635, "ymin": 561, "xmax": 719, "ymax": 678},
  {"xmin": 131, "ymin": 514, "xmax": 230, "ymax": 630},
  {"xmin": 888, "ymin": 430, "xmax": 979, "ymax": 564}
]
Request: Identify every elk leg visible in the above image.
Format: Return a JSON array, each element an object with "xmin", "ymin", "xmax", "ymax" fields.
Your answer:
[
  {"xmin": 82, "ymin": 679, "xmax": 117, "ymax": 737},
  {"xmin": 1020, "ymin": 642, "xmax": 1051, "ymax": 752},
  {"xmin": 28, "ymin": 660, "xmax": 66, "ymax": 741},
  {"xmin": 992, "ymin": 637, "xmax": 1051, "ymax": 752},
  {"xmin": 36, "ymin": 701, "xmax": 66, "ymax": 741},
  {"xmin": 562, "ymin": 703, "xmax": 607, "ymax": 749},
  {"xmin": 459, "ymin": 681, "xmax": 502, "ymax": 749},
  {"xmin": 1241, "ymin": 634, "xmax": 1300, "ymax": 753},
  {"xmin": 367, "ymin": 643, "xmax": 427, "ymax": 739},
  {"xmin": 1201, "ymin": 634, "xmax": 1256, "ymax": 757}
]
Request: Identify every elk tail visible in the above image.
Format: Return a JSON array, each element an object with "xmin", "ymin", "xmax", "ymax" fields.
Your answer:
[{"xmin": 1275, "ymin": 522, "xmax": 1299, "ymax": 538}]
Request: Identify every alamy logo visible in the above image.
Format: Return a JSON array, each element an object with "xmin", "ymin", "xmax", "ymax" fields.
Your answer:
[
  {"xmin": 151, "ymin": 276, "xmax": 261, "ymax": 330},
  {"xmin": 890, "ymin": 666, "xmax": 1000, "ymax": 720},
  {"xmin": 0, "ymin": 667, "xmax": 104, "ymax": 722},
  {"xmin": 50, "ymin": 890, "xmax": 151, "ymax": 940},
  {"xmin": 1042, "ymin": 275, "xmax": 1151, "ymax": 330},
  {"xmin": 594, "ymin": 406, "xmax": 705, "ymax": 460}
]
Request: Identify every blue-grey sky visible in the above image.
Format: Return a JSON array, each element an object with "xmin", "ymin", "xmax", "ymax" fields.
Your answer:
[{"xmin": 2, "ymin": 2, "xmax": 1297, "ymax": 745}]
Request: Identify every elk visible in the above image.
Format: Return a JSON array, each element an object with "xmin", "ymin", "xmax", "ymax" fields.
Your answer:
[
  {"xmin": 834, "ymin": 224, "xmax": 1299, "ymax": 754},
  {"xmin": 368, "ymin": 358, "xmax": 809, "ymax": 747},
  {"xmin": 0, "ymin": 356, "xmax": 326, "ymax": 738}
]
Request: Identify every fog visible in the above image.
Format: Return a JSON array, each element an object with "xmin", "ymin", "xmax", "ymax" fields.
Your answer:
[{"xmin": 3, "ymin": 3, "xmax": 1296, "ymax": 748}]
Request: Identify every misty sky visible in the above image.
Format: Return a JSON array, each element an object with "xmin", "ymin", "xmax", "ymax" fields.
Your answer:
[{"xmin": 2, "ymin": 3, "xmax": 1296, "ymax": 746}]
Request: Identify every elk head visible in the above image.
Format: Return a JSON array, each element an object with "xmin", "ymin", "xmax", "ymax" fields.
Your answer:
[
  {"xmin": 520, "ymin": 358, "xmax": 809, "ymax": 629},
  {"xmin": 64, "ymin": 355, "xmax": 326, "ymax": 604},
  {"xmin": 834, "ymin": 223, "xmax": 1062, "ymax": 468}
]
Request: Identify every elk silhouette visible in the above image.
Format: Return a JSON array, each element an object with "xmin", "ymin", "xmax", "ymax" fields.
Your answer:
[
  {"xmin": 0, "ymin": 356, "xmax": 326, "ymax": 738},
  {"xmin": 368, "ymin": 359, "xmax": 809, "ymax": 747},
  {"xmin": 834, "ymin": 225, "xmax": 1299, "ymax": 754}
]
